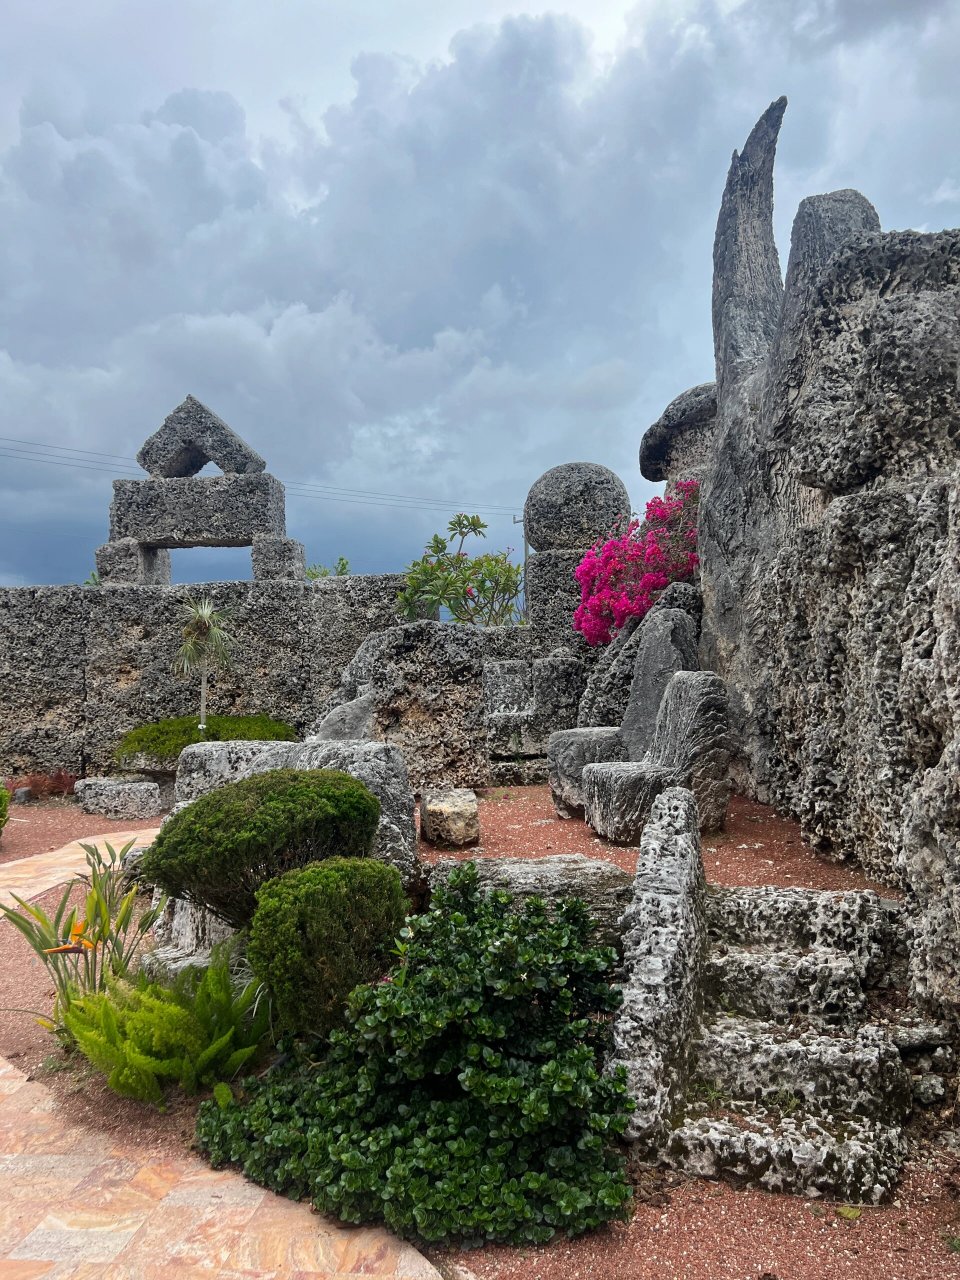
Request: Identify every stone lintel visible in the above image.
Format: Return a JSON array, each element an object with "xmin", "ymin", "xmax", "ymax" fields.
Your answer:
[{"xmin": 109, "ymin": 473, "xmax": 286, "ymax": 548}]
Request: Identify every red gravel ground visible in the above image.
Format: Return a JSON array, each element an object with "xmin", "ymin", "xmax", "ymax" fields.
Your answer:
[
  {"xmin": 0, "ymin": 796, "xmax": 145, "ymax": 864},
  {"xmin": 424, "ymin": 786, "xmax": 898, "ymax": 895},
  {"xmin": 3, "ymin": 788, "xmax": 958, "ymax": 1279}
]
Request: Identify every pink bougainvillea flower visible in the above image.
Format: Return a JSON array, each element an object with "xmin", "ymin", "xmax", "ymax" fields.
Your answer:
[{"xmin": 572, "ymin": 481, "xmax": 700, "ymax": 646}]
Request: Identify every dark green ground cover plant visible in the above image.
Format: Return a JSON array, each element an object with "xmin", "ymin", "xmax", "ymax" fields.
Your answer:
[
  {"xmin": 0, "ymin": 783, "xmax": 7, "ymax": 838},
  {"xmin": 139, "ymin": 769, "xmax": 380, "ymax": 928},
  {"xmin": 64, "ymin": 947, "xmax": 269, "ymax": 1106},
  {"xmin": 114, "ymin": 713, "xmax": 297, "ymax": 769},
  {"xmin": 248, "ymin": 857, "xmax": 407, "ymax": 1039},
  {"xmin": 197, "ymin": 864, "xmax": 632, "ymax": 1245}
]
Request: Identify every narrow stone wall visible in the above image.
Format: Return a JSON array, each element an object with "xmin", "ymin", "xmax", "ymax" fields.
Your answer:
[{"xmin": 0, "ymin": 574, "xmax": 407, "ymax": 775}]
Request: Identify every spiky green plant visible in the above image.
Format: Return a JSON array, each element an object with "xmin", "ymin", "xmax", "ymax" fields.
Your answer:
[
  {"xmin": 0, "ymin": 840, "xmax": 164, "ymax": 1035},
  {"xmin": 172, "ymin": 596, "xmax": 234, "ymax": 733}
]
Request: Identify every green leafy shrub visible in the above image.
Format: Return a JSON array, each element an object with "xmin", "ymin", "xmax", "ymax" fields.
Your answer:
[
  {"xmin": 248, "ymin": 858, "xmax": 407, "ymax": 1039},
  {"xmin": 398, "ymin": 513, "xmax": 524, "ymax": 626},
  {"xmin": 197, "ymin": 864, "xmax": 632, "ymax": 1245},
  {"xmin": 64, "ymin": 949, "xmax": 270, "ymax": 1106},
  {"xmin": 0, "ymin": 840, "xmax": 164, "ymax": 1035},
  {"xmin": 139, "ymin": 770, "xmax": 381, "ymax": 928},
  {"xmin": 0, "ymin": 785, "xmax": 7, "ymax": 838},
  {"xmin": 114, "ymin": 713, "xmax": 297, "ymax": 769}
]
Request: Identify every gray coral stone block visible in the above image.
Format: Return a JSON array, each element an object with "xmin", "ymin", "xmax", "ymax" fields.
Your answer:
[
  {"xmin": 75, "ymin": 777, "xmax": 163, "ymax": 820},
  {"xmin": 428, "ymin": 853, "xmax": 632, "ymax": 949},
  {"xmin": 547, "ymin": 726, "xmax": 627, "ymax": 818},
  {"xmin": 420, "ymin": 789, "xmax": 480, "ymax": 847},
  {"xmin": 581, "ymin": 762, "xmax": 685, "ymax": 845}
]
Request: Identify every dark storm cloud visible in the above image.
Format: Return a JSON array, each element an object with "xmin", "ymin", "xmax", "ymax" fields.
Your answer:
[{"xmin": 0, "ymin": 0, "xmax": 957, "ymax": 585}]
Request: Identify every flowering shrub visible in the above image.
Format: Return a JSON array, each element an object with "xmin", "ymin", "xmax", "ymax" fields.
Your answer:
[{"xmin": 573, "ymin": 480, "xmax": 700, "ymax": 646}]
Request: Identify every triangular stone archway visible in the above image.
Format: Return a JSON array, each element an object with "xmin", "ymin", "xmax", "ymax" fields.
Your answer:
[
  {"xmin": 95, "ymin": 395, "xmax": 305, "ymax": 585},
  {"xmin": 136, "ymin": 395, "xmax": 266, "ymax": 479}
]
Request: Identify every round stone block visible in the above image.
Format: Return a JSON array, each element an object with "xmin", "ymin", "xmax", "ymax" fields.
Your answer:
[{"xmin": 523, "ymin": 463, "xmax": 631, "ymax": 552}]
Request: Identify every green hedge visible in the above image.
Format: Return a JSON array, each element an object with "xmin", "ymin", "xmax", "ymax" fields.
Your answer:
[
  {"xmin": 114, "ymin": 714, "xmax": 297, "ymax": 768},
  {"xmin": 138, "ymin": 770, "xmax": 380, "ymax": 927},
  {"xmin": 197, "ymin": 864, "xmax": 633, "ymax": 1245},
  {"xmin": 248, "ymin": 858, "xmax": 407, "ymax": 1038}
]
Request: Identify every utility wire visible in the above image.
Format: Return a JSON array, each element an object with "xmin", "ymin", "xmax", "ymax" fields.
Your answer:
[{"xmin": 0, "ymin": 437, "xmax": 522, "ymax": 516}]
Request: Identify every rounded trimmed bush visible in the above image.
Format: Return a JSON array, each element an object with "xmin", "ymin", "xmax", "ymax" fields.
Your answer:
[
  {"xmin": 0, "ymin": 785, "xmax": 8, "ymax": 839},
  {"xmin": 114, "ymin": 714, "xmax": 297, "ymax": 769},
  {"xmin": 248, "ymin": 857, "xmax": 407, "ymax": 1038},
  {"xmin": 139, "ymin": 769, "xmax": 380, "ymax": 927}
]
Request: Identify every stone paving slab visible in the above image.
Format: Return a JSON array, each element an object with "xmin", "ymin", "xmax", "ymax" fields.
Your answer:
[
  {"xmin": 0, "ymin": 1058, "xmax": 441, "ymax": 1279},
  {"xmin": 0, "ymin": 830, "xmax": 161, "ymax": 908}
]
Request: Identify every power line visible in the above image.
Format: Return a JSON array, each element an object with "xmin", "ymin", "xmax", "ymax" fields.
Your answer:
[
  {"xmin": 0, "ymin": 439, "xmax": 522, "ymax": 516},
  {"xmin": 0, "ymin": 449, "xmax": 142, "ymax": 478}
]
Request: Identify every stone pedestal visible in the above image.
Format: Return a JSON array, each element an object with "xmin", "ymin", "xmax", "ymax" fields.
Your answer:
[{"xmin": 251, "ymin": 535, "xmax": 307, "ymax": 581}]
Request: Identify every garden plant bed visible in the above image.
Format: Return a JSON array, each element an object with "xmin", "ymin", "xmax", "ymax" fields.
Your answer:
[{"xmin": 1, "ymin": 787, "xmax": 955, "ymax": 1280}]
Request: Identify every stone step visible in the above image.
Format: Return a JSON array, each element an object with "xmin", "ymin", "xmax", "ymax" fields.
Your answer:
[
  {"xmin": 692, "ymin": 1017, "xmax": 911, "ymax": 1122},
  {"xmin": 704, "ymin": 886, "xmax": 900, "ymax": 983},
  {"xmin": 703, "ymin": 945, "xmax": 865, "ymax": 1026},
  {"xmin": 663, "ymin": 1103, "xmax": 906, "ymax": 1203}
]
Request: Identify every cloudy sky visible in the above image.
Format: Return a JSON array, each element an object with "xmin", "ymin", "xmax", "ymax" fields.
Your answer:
[{"xmin": 1, "ymin": 0, "xmax": 957, "ymax": 585}]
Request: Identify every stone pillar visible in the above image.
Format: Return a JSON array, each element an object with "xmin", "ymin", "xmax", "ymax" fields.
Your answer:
[
  {"xmin": 522, "ymin": 462, "xmax": 631, "ymax": 653},
  {"xmin": 251, "ymin": 535, "xmax": 307, "ymax": 581},
  {"xmin": 95, "ymin": 538, "xmax": 171, "ymax": 585}
]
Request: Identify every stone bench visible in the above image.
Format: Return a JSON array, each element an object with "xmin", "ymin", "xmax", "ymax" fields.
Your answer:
[
  {"xmin": 582, "ymin": 671, "xmax": 731, "ymax": 844},
  {"xmin": 548, "ymin": 606, "xmax": 699, "ymax": 819},
  {"xmin": 75, "ymin": 777, "xmax": 164, "ymax": 820}
]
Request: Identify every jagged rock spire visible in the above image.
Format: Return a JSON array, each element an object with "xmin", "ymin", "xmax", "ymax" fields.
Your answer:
[{"xmin": 712, "ymin": 97, "xmax": 787, "ymax": 396}]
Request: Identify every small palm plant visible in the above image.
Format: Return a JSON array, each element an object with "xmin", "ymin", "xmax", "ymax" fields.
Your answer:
[{"xmin": 173, "ymin": 597, "xmax": 234, "ymax": 733}]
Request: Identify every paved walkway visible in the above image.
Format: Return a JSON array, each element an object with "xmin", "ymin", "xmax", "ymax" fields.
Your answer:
[
  {"xmin": 0, "ymin": 834, "xmax": 443, "ymax": 1280},
  {"xmin": 0, "ymin": 830, "xmax": 161, "ymax": 909}
]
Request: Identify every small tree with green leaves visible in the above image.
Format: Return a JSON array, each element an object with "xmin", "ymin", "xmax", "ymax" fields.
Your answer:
[
  {"xmin": 173, "ymin": 597, "xmax": 234, "ymax": 733},
  {"xmin": 398, "ymin": 514, "xmax": 523, "ymax": 626}
]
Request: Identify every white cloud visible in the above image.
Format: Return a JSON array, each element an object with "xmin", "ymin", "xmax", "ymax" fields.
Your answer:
[{"xmin": 0, "ymin": 0, "xmax": 956, "ymax": 583}]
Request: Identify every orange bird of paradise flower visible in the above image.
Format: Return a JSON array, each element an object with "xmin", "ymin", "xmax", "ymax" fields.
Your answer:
[{"xmin": 43, "ymin": 921, "xmax": 97, "ymax": 955}]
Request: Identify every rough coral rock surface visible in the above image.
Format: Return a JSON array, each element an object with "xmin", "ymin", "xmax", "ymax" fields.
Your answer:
[
  {"xmin": 428, "ymin": 853, "xmax": 632, "ymax": 949},
  {"xmin": 523, "ymin": 462, "xmax": 631, "ymax": 552},
  {"xmin": 637, "ymin": 101, "xmax": 960, "ymax": 1003},
  {"xmin": 619, "ymin": 608, "xmax": 700, "ymax": 760},
  {"xmin": 74, "ymin": 777, "xmax": 163, "ymax": 820},
  {"xmin": 547, "ymin": 726, "xmax": 627, "ymax": 818},
  {"xmin": 609, "ymin": 787, "xmax": 706, "ymax": 1148},
  {"xmin": 136, "ymin": 394, "xmax": 266, "ymax": 478},
  {"xmin": 420, "ymin": 789, "xmax": 480, "ymax": 847}
]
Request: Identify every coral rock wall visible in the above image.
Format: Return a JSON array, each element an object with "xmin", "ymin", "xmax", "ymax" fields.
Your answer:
[
  {"xmin": 0, "ymin": 575, "xmax": 407, "ymax": 775},
  {"xmin": 642, "ymin": 99, "xmax": 960, "ymax": 1009}
]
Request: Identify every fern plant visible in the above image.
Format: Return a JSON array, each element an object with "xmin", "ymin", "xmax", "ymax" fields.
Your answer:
[{"xmin": 64, "ymin": 949, "xmax": 270, "ymax": 1106}]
